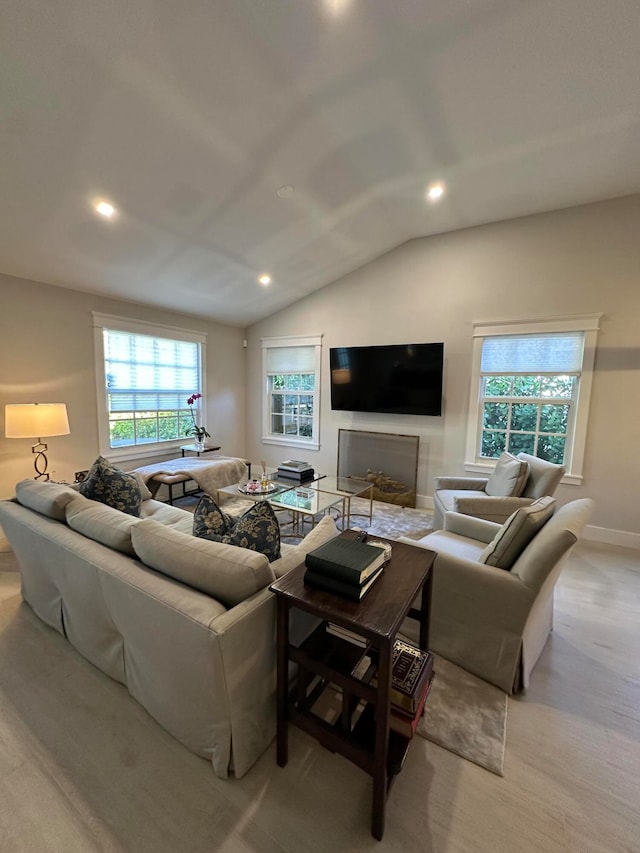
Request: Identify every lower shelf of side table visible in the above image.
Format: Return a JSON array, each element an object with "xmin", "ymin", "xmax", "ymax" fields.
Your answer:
[{"xmin": 288, "ymin": 623, "xmax": 413, "ymax": 783}]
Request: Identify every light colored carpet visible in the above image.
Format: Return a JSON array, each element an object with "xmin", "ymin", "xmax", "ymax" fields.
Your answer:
[{"xmin": 417, "ymin": 653, "xmax": 508, "ymax": 776}]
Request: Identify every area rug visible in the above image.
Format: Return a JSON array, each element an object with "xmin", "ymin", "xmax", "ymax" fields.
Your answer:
[{"xmin": 416, "ymin": 653, "xmax": 508, "ymax": 776}]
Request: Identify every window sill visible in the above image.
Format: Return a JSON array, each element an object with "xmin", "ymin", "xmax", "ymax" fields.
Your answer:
[
  {"xmin": 102, "ymin": 442, "xmax": 185, "ymax": 464},
  {"xmin": 262, "ymin": 435, "xmax": 320, "ymax": 452}
]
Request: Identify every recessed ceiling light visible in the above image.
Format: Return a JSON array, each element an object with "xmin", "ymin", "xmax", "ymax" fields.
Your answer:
[
  {"xmin": 258, "ymin": 274, "xmax": 272, "ymax": 286},
  {"xmin": 325, "ymin": 0, "xmax": 351, "ymax": 15},
  {"xmin": 94, "ymin": 200, "xmax": 116, "ymax": 218},
  {"xmin": 276, "ymin": 185, "xmax": 295, "ymax": 198},
  {"xmin": 426, "ymin": 183, "xmax": 446, "ymax": 202}
]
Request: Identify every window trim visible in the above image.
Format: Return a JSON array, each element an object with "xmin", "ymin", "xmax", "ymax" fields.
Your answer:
[
  {"xmin": 261, "ymin": 334, "xmax": 322, "ymax": 451},
  {"xmin": 464, "ymin": 314, "xmax": 601, "ymax": 484},
  {"xmin": 92, "ymin": 312, "xmax": 207, "ymax": 463}
]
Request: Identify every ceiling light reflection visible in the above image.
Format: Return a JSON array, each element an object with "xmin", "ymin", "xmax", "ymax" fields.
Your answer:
[
  {"xmin": 325, "ymin": 0, "xmax": 351, "ymax": 16},
  {"xmin": 426, "ymin": 183, "xmax": 446, "ymax": 202},
  {"xmin": 94, "ymin": 200, "xmax": 116, "ymax": 218}
]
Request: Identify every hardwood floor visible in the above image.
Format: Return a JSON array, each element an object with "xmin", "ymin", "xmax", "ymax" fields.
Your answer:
[{"xmin": 0, "ymin": 540, "xmax": 638, "ymax": 852}]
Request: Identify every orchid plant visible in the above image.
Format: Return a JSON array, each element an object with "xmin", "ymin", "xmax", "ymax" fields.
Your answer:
[{"xmin": 185, "ymin": 393, "xmax": 210, "ymax": 443}]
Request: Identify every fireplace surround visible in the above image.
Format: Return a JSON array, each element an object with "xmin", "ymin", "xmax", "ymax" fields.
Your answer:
[{"xmin": 337, "ymin": 429, "xmax": 419, "ymax": 508}]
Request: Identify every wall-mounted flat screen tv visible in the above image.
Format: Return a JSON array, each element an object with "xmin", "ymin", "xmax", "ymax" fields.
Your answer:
[{"xmin": 329, "ymin": 342, "xmax": 444, "ymax": 416}]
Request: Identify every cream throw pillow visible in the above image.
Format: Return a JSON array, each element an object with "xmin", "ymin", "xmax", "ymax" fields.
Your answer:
[
  {"xmin": 485, "ymin": 452, "xmax": 529, "ymax": 497},
  {"xmin": 479, "ymin": 496, "xmax": 556, "ymax": 570}
]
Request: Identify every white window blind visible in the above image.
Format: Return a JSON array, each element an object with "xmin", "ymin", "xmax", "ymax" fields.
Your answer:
[
  {"xmin": 481, "ymin": 332, "xmax": 585, "ymax": 374},
  {"xmin": 265, "ymin": 346, "xmax": 315, "ymax": 373},
  {"xmin": 261, "ymin": 334, "xmax": 323, "ymax": 451},
  {"xmin": 105, "ymin": 330, "xmax": 200, "ymax": 412}
]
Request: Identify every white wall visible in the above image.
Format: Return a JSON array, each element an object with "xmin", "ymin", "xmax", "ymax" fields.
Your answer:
[
  {"xmin": 0, "ymin": 274, "xmax": 246, "ymax": 500},
  {"xmin": 246, "ymin": 194, "xmax": 640, "ymax": 541}
]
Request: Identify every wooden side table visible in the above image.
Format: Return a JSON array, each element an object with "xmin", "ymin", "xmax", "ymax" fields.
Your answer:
[{"xmin": 270, "ymin": 533, "xmax": 434, "ymax": 840}]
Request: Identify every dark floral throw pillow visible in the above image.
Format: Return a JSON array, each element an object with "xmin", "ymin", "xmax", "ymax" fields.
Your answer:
[
  {"xmin": 79, "ymin": 456, "xmax": 142, "ymax": 516},
  {"xmin": 194, "ymin": 499, "xmax": 281, "ymax": 563},
  {"xmin": 225, "ymin": 501, "xmax": 281, "ymax": 563},
  {"xmin": 193, "ymin": 494, "xmax": 238, "ymax": 540}
]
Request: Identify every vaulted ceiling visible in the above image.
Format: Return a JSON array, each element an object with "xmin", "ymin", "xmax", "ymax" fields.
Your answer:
[{"xmin": 2, "ymin": 1, "xmax": 640, "ymax": 326}]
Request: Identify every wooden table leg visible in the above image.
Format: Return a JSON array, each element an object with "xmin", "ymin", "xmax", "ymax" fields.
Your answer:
[
  {"xmin": 419, "ymin": 566, "xmax": 433, "ymax": 651},
  {"xmin": 276, "ymin": 597, "xmax": 289, "ymax": 767},
  {"xmin": 372, "ymin": 638, "xmax": 392, "ymax": 840}
]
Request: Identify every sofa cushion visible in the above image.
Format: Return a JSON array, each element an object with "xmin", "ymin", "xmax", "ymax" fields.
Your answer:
[
  {"xmin": 485, "ymin": 452, "xmax": 529, "ymax": 497},
  {"xmin": 139, "ymin": 499, "xmax": 193, "ymax": 534},
  {"xmin": 194, "ymin": 500, "xmax": 281, "ymax": 563},
  {"xmin": 479, "ymin": 496, "xmax": 556, "ymax": 570},
  {"xmin": 79, "ymin": 456, "xmax": 143, "ymax": 516},
  {"xmin": 65, "ymin": 493, "xmax": 139, "ymax": 555},
  {"xmin": 192, "ymin": 494, "xmax": 237, "ymax": 539},
  {"xmin": 516, "ymin": 452, "xmax": 565, "ymax": 499},
  {"xmin": 15, "ymin": 479, "xmax": 78, "ymax": 521},
  {"xmin": 131, "ymin": 519, "xmax": 274, "ymax": 607}
]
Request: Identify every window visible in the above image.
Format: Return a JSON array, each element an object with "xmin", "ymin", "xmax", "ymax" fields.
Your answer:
[
  {"xmin": 465, "ymin": 316, "xmax": 600, "ymax": 483},
  {"xmin": 262, "ymin": 335, "xmax": 322, "ymax": 451},
  {"xmin": 93, "ymin": 313, "xmax": 206, "ymax": 460}
]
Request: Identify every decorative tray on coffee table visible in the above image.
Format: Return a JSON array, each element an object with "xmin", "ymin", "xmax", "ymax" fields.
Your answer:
[{"xmin": 238, "ymin": 480, "xmax": 280, "ymax": 496}]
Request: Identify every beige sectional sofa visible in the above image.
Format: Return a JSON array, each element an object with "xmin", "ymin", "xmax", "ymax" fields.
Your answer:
[{"xmin": 0, "ymin": 479, "xmax": 338, "ymax": 779}]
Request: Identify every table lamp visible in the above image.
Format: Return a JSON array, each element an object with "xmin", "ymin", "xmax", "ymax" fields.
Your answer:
[{"xmin": 5, "ymin": 403, "xmax": 70, "ymax": 481}]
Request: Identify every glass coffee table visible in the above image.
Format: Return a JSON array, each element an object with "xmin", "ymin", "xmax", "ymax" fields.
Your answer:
[
  {"xmin": 310, "ymin": 475, "xmax": 373, "ymax": 529},
  {"xmin": 216, "ymin": 468, "xmax": 325, "ymax": 504},
  {"xmin": 266, "ymin": 486, "xmax": 345, "ymax": 536}
]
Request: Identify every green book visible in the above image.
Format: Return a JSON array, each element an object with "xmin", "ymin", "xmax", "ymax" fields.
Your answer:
[
  {"xmin": 304, "ymin": 537, "xmax": 386, "ymax": 583},
  {"xmin": 304, "ymin": 565, "xmax": 384, "ymax": 601}
]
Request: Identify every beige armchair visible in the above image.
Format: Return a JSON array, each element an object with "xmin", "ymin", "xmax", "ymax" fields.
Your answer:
[
  {"xmin": 400, "ymin": 498, "xmax": 593, "ymax": 693},
  {"xmin": 432, "ymin": 452, "xmax": 566, "ymax": 529}
]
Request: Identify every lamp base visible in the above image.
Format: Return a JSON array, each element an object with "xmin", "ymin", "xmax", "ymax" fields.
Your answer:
[{"xmin": 32, "ymin": 441, "xmax": 50, "ymax": 481}]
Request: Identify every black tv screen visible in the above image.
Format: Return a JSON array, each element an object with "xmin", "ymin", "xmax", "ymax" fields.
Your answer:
[{"xmin": 330, "ymin": 342, "xmax": 444, "ymax": 416}]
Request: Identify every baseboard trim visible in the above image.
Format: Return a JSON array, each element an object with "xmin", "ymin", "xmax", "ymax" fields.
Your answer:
[
  {"xmin": 416, "ymin": 495, "xmax": 434, "ymax": 511},
  {"xmin": 583, "ymin": 524, "xmax": 640, "ymax": 551}
]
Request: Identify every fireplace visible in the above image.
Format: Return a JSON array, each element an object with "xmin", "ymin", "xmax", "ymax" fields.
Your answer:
[{"xmin": 337, "ymin": 429, "xmax": 419, "ymax": 508}]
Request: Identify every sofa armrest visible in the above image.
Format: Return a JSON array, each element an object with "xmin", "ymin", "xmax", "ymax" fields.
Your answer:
[
  {"xmin": 271, "ymin": 515, "xmax": 339, "ymax": 578},
  {"xmin": 434, "ymin": 476, "xmax": 488, "ymax": 491},
  {"xmin": 453, "ymin": 495, "xmax": 535, "ymax": 525},
  {"xmin": 442, "ymin": 511, "xmax": 501, "ymax": 543},
  {"xmin": 432, "ymin": 551, "xmax": 533, "ymax": 628},
  {"xmin": 397, "ymin": 540, "xmax": 531, "ymax": 620}
]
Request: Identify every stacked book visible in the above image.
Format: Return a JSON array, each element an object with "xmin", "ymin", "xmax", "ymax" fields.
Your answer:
[
  {"xmin": 375, "ymin": 639, "xmax": 435, "ymax": 738},
  {"xmin": 277, "ymin": 460, "xmax": 315, "ymax": 481},
  {"xmin": 303, "ymin": 536, "xmax": 387, "ymax": 600}
]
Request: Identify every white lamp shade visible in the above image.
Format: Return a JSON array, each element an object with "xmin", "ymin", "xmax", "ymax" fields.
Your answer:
[{"xmin": 5, "ymin": 403, "xmax": 70, "ymax": 438}]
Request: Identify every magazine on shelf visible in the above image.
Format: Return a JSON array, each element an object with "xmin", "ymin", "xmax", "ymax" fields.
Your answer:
[{"xmin": 326, "ymin": 623, "xmax": 368, "ymax": 648}]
